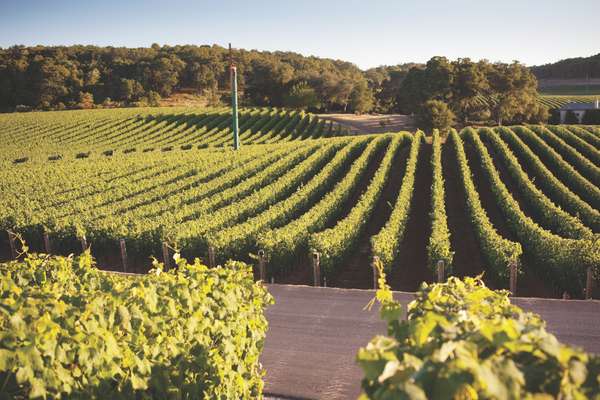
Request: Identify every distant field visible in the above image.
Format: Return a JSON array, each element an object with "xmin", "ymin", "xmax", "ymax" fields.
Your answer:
[
  {"xmin": 0, "ymin": 107, "xmax": 348, "ymax": 164},
  {"xmin": 539, "ymin": 85, "xmax": 600, "ymax": 95},
  {"xmin": 538, "ymin": 79, "xmax": 600, "ymax": 95},
  {"xmin": 538, "ymin": 95, "xmax": 600, "ymax": 109}
]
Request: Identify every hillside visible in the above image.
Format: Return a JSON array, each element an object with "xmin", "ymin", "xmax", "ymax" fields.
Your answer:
[{"xmin": 532, "ymin": 53, "xmax": 600, "ymax": 80}]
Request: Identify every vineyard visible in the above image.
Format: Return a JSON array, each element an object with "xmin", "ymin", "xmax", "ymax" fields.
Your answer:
[
  {"xmin": 539, "ymin": 95, "xmax": 600, "ymax": 109},
  {"xmin": 0, "ymin": 107, "xmax": 348, "ymax": 164},
  {"xmin": 471, "ymin": 94, "xmax": 600, "ymax": 110},
  {"xmin": 1, "ymin": 108, "xmax": 599, "ymax": 299}
]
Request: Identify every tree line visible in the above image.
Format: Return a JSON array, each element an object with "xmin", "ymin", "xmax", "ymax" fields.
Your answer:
[
  {"xmin": 0, "ymin": 44, "xmax": 375, "ymax": 113},
  {"xmin": 531, "ymin": 53, "xmax": 600, "ymax": 80},
  {"xmin": 0, "ymin": 44, "xmax": 550, "ymax": 130}
]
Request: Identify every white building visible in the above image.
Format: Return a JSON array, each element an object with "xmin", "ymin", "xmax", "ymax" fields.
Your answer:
[{"xmin": 559, "ymin": 99, "xmax": 600, "ymax": 123}]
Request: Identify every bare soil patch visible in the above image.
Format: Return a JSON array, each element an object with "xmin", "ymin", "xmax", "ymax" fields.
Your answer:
[{"xmin": 318, "ymin": 113, "xmax": 415, "ymax": 134}]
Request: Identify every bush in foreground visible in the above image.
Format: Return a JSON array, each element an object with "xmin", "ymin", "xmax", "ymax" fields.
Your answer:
[
  {"xmin": 357, "ymin": 264, "xmax": 600, "ymax": 399},
  {"xmin": 0, "ymin": 250, "xmax": 273, "ymax": 399}
]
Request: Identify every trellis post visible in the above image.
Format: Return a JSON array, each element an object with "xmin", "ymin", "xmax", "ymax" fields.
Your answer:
[
  {"xmin": 371, "ymin": 255, "xmax": 380, "ymax": 290},
  {"xmin": 586, "ymin": 266, "xmax": 594, "ymax": 300},
  {"xmin": 258, "ymin": 249, "xmax": 267, "ymax": 282},
  {"xmin": 43, "ymin": 231, "xmax": 51, "ymax": 254},
  {"xmin": 208, "ymin": 246, "xmax": 216, "ymax": 268},
  {"xmin": 80, "ymin": 235, "xmax": 87, "ymax": 252},
  {"xmin": 312, "ymin": 252, "xmax": 321, "ymax": 287},
  {"xmin": 437, "ymin": 260, "xmax": 445, "ymax": 283},
  {"xmin": 509, "ymin": 260, "xmax": 518, "ymax": 296},
  {"xmin": 7, "ymin": 231, "xmax": 17, "ymax": 259},
  {"xmin": 119, "ymin": 239, "xmax": 128, "ymax": 273},
  {"xmin": 162, "ymin": 242, "xmax": 170, "ymax": 269}
]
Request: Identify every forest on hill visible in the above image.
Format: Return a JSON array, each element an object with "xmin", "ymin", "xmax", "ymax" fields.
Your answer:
[
  {"xmin": 531, "ymin": 53, "xmax": 600, "ymax": 79},
  {"xmin": 0, "ymin": 44, "xmax": 570, "ymax": 129}
]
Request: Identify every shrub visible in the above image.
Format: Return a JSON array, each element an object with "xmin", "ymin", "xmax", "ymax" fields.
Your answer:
[
  {"xmin": 418, "ymin": 100, "xmax": 456, "ymax": 132},
  {"xmin": 102, "ymin": 150, "xmax": 114, "ymax": 156},
  {"xmin": 0, "ymin": 251, "xmax": 273, "ymax": 399},
  {"xmin": 357, "ymin": 263, "xmax": 600, "ymax": 399},
  {"xmin": 75, "ymin": 151, "xmax": 91, "ymax": 159}
]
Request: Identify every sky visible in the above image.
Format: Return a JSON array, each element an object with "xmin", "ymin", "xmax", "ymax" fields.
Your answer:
[{"xmin": 1, "ymin": 0, "xmax": 598, "ymax": 70}]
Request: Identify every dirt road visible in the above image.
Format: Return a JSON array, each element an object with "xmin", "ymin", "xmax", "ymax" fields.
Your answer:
[
  {"xmin": 262, "ymin": 284, "xmax": 600, "ymax": 400},
  {"xmin": 318, "ymin": 114, "xmax": 415, "ymax": 134}
]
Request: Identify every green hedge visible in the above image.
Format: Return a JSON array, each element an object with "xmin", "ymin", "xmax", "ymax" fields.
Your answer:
[
  {"xmin": 0, "ymin": 251, "xmax": 272, "ymax": 399},
  {"xmin": 357, "ymin": 266, "xmax": 600, "ymax": 399}
]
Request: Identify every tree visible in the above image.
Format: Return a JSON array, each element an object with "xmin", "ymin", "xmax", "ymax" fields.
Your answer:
[
  {"xmin": 418, "ymin": 100, "xmax": 456, "ymax": 133},
  {"xmin": 77, "ymin": 91, "xmax": 94, "ymax": 109},
  {"xmin": 349, "ymin": 80, "xmax": 374, "ymax": 114},
  {"xmin": 284, "ymin": 81, "xmax": 321, "ymax": 110}
]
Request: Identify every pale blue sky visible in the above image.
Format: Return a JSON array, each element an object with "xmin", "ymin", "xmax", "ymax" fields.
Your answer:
[{"xmin": 1, "ymin": 0, "xmax": 598, "ymax": 69}]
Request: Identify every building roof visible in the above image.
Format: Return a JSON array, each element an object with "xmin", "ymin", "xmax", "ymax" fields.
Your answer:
[{"xmin": 559, "ymin": 102, "xmax": 599, "ymax": 111}]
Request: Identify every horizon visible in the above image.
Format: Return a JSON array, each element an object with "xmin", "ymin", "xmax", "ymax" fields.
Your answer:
[{"xmin": 1, "ymin": 0, "xmax": 599, "ymax": 70}]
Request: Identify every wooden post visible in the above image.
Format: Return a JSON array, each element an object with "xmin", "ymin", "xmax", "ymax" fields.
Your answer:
[
  {"xmin": 80, "ymin": 236, "xmax": 87, "ymax": 252},
  {"xmin": 509, "ymin": 261, "xmax": 517, "ymax": 296},
  {"xmin": 372, "ymin": 255, "xmax": 380, "ymax": 290},
  {"xmin": 437, "ymin": 260, "xmax": 445, "ymax": 283},
  {"xmin": 7, "ymin": 231, "xmax": 17, "ymax": 259},
  {"xmin": 586, "ymin": 266, "xmax": 593, "ymax": 300},
  {"xmin": 162, "ymin": 242, "xmax": 170, "ymax": 269},
  {"xmin": 312, "ymin": 252, "xmax": 321, "ymax": 287},
  {"xmin": 208, "ymin": 246, "xmax": 215, "ymax": 268},
  {"xmin": 119, "ymin": 239, "xmax": 128, "ymax": 273},
  {"xmin": 258, "ymin": 249, "xmax": 267, "ymax": 282},
  {"xmin": 43, "ymin": 231, "xmax": 51, "ymax": 254}
]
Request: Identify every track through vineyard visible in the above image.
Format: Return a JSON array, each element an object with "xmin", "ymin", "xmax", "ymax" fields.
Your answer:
[{"xmin": 1, "ymin": 108, "xmax": 599, "ymax": 299}]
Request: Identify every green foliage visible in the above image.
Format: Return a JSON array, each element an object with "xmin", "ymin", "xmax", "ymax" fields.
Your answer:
[
  {"xmin": 531, "ymin": 53, "xmax": 600, "ymax": 80},
  {"xmin": 547, "ymin": 125, "xmax": 600, "ymax": 166},
  {"xmin": 0, "ymin": 44, "xmax": 375, "ymax": 112},
  {"xmin": 309, "ymin": 134, "xmax": 400, "ymax": 275},
  {"xmin": 496, "ymin": 126, "xmax": 600, "ymax": 232},
  {"xmin": 479, "ymin": 127, "xmax": 593, "ymax": 239},
  {"xmin": 427, "ymin": 130, "xmax": 454, "ymax": 271},
  {"xmin": 257, "ymin": 135, "xmax": 392, "ymax": 270},
  {"xmin": 464, "ymin": 127, "xmax": 600, "ymax": 295},
  {"xmin": 512, "ymin": 125, "xmax": 600, "ymax": 209},
  {"xmin": 371, "ymin": 131, "xmax": 423, "ymax": 270},
  {"xmin": 207, "ymin": 138, "xmax": 369, "ymax": 262},
  {"xmin": 398, "ymin": 57, "xmax": 547, "ymax": 128},
  {"xmin": 0, "ymin": 107, "xmax": 347, "ymax": 165},
  {"xmin": 283, "ymin": 81, "xmax": 321, "ymax": 110},
  {"xmin": 349, "ymin": 79, "xmax": 375, "ymax": 114},
  {"xmin": 418, "ymin": 100, "xmax": 456, "ymax": 133},
  {"xmin": 0, "ymin": 251, "xmax": 273, "ymax": 399},
  {"xmin": 528, "ymin": 125, "xmax": 600, "ymax": 187},
  {"xmin": 448, "ymin": 130, "xmax": 522, "ymax": 281},
  {"xmin": 357, "ymin": 271, "xmax": 600, "ymax": 399}
]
